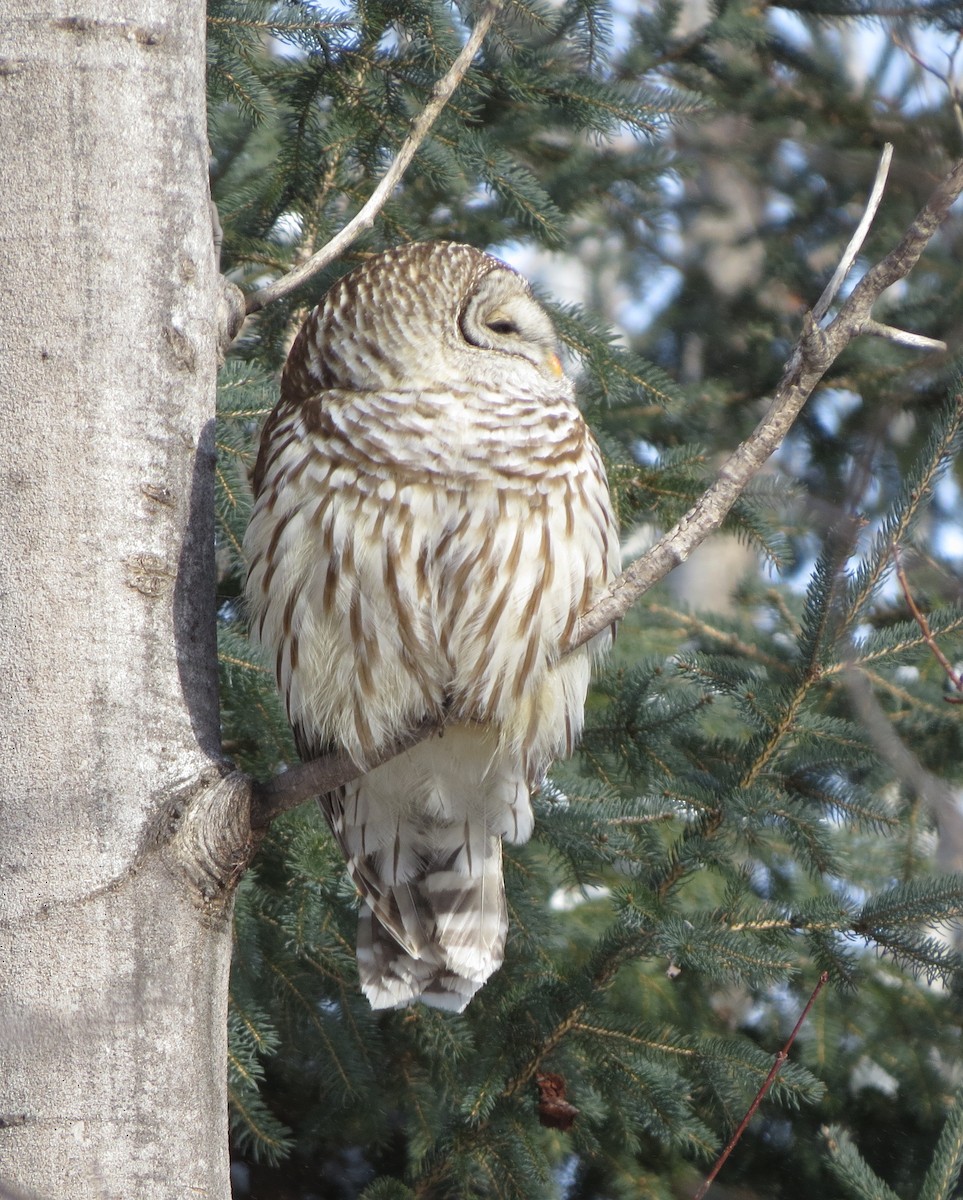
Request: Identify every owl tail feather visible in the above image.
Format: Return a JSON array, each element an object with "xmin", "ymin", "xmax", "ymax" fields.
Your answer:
[
  {"xmin": 331, "ymin": 726, "xmax": 531, "ymax": 1010},
  {"xmin": 356, "ymin": 836, "xmax": 508, "ymax": 1012}
]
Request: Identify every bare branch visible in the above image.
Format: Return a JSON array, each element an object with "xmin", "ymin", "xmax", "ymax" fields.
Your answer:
[
  {"xmin": 844, "ymin": 669, "xmax": 942, "ymax": 803},
  {"xmin": 243, "ymin": 1, "xmax": 504, "ymax": 317},
  {"xmin": 251, "ymin": 720, "xmax": 439, "ymax": 826},
  {"xmin": 863, "ymin": 319, "xmax": 947, "ymax": 352},
  {"xmin": 811, "ymin": 143, "xmax": 893, "ymax": 323},
  {"xmin": 843, "ymin": 669, "xmax": 963, "ymax": 874},
  {"xmin": 252, "ymin": 154, "xmax": 963, "ymax": 825},
  {"xmin": 570, "ymin": 154, "xmax": 963, "ymax": 651}
]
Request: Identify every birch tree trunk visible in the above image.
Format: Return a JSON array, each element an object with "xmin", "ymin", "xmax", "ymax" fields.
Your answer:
[{"xmin": 0, "ymin": 4, "xmax": 238, "ymax": 1196}]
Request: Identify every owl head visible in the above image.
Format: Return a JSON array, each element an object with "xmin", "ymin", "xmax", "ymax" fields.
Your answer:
[{"xmin": 281, "ymin": 241, "xmax": 571, "ymax": 403}]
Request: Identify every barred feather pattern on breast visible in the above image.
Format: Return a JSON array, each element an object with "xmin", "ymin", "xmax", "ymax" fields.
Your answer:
[{"xmin": 244, "ymin": 242, "xmax": 619, "ymax": 1011}]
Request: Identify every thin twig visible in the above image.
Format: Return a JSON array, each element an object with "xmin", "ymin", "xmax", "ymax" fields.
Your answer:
[
  {"xmin": 891, "ymin": 30, "xmax": 963, "ymax": 147},
  {"xmin": 243, "ymin": 1, "xmax": 504, "ymax": 316},
  {"xmin": 863, "ymin": 319, "xmax": 948, "ymax": 352},
  {"xmin": 692, "ymin": 972, "xmax": 830, "ymax": 1200},
  {"xmin": 892, "ymin": 544, "xmax": 963, "ymax": 698},
  {"xmin": 811, "ymin": 143, "xmax": 893, "ymax": 323},
  {"xmin": 252, "ymin": 153, "xmax": 963, "ymax": 825}
]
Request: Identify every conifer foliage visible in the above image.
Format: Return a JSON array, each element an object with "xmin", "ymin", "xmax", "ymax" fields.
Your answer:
[{"xmin": 211, "ymin": 1, "xmax": 963, "ymax": 1195}]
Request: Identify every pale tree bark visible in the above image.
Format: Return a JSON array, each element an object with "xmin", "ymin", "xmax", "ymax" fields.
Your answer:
[{"xmin": 0, "ymin": 4, "xmax": 239, "ymax": 1197}]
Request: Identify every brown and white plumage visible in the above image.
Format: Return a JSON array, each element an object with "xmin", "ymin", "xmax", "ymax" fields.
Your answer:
[{"xmin": 244, "ymin": 241, "xmax": 618, "ymax": 1011}]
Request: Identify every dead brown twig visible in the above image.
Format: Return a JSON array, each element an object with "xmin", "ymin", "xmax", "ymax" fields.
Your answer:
[
  {"xmin": 692, "ymin": 972, "xmax": 830, "ymax": 1200},
  {"xmin": 892, "ymin": 543, "xmax": 963, "ymax": 702}
]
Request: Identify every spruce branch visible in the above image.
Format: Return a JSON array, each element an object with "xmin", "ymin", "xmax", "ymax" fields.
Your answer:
[
  {"xmin": 845, "ymin": 396, "xmax": 963, "ymax": 625},
  {"xmin": 823, "ymin": 1124, "xmax": 904, "ymax": 1200},
  {"xmin": 251, "ymin": 151, "xmax": 963, "ymax": 826},
  {"xmin": 919, "ymin": 1083, "xmax": 963, "ymax": 1200},
  {"xmin": 242, "ymin": 1, "xmax": 505, "ymax": 316}
]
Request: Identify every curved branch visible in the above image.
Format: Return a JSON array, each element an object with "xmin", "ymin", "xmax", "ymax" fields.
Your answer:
[
  {"xmin": 243, "ymin": 1, "xmax": 504, "ymax": 317},
  {"xmin": 811, "ymin": 142, "xmax": 893, "ymax": 323},
  {"xmin": 252, "ymin": 152, "xmax": 963, "ymax": 825},
  {"xmin": 569, "ymin": 153, "xmax": 963, "ymax": 650}
]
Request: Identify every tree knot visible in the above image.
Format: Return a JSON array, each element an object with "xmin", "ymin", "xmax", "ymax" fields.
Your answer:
[{"xmin": 160, "ymin": 764, "xmax": 263, "ymax": 916}]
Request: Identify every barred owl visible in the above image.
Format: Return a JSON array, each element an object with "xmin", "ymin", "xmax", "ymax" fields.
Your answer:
[{"xmin": 244, "ymin": 242, "xmax": 618, "ymax": 1012}]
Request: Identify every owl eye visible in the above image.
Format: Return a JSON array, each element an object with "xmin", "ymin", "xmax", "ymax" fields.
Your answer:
[{"xmin": 459, "ymin": 270, "xmax": 559, "ymax": 365}]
